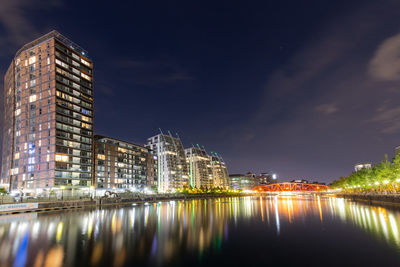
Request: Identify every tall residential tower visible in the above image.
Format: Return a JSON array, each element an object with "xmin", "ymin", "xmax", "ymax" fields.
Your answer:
[
  {"xmin": 1, "ymin": 31, "xmax": 94, "ymax": 192},
  {"xmin": 209, "ymin": 153, "xmax": 229, "ymax": 188},
  {"xmin": 185, "ymin": 146, "xmax": 213, "ymax": 189},
  {"xmin": 146, "ymin": 133, "xmax": 189, "ymax": 192}
]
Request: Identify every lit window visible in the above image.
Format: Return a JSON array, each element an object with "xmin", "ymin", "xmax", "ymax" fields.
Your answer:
[
  {"xmin": 80, "ymin": 58, "xmax": 90, "ymax": 67},
  {"xmin": 55, "ymin": 154, "xmax": 69, "ymax": 162},
  {"xmin": 29, "ymin": 95, "xmax": 37, "ymax": 103},
  {"xmin": 11, "ymin": 168, "xmax": 19, "ymax": 175},
  {"xmin": 28, "ymin": 56, "xmax": 36, "ymax": 65},
  {"xmin": 14, "ymin": 153, "xmax": 19, "ymax": 159},
  {"xmin": 97, "ymin": 154, "xmax": 105, "ymax": 160},
  {"xmin": 15, "ymin": 109, "xmax": 21, "ymax": 116},
  {"xmin": 81, "ymin": 73, "xmax": 91, "ymax": 81},
  {"xmin": 46, "ymin": 155, "xmax": 50, "ymax": 162},
  {"xmin": 117, "ymin": 147, "xmax": 127, "ymax": 153}
]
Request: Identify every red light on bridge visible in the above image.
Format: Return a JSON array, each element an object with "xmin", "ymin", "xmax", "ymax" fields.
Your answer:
[{"xmin": 253, "ymin": 183, "xmax": 329, "ymax": 192}]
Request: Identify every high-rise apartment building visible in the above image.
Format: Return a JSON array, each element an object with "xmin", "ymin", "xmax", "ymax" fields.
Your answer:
[
  {"xmin": 185, "ymin": 146, "xmax": 213, "ymax": 189},
  {"xmin": 209, "ymin": 153, "xmax": 229, "ymax": 188},
  {"xmin": 146, "ymin": 133, "xmax": 189, "ymax": 192},
  {"xmin": 93, "ymin": 135, "xmax": 157, "ymax": 190},
  {"xmin": 1, "ymin": 31, "xmax": 94, "ymax": 192}
]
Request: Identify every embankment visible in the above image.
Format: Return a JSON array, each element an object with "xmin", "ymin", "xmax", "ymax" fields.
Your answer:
[
  {"xmin": 0, "ymin": 193, "xmax": 251, "ymax": 215},
  {"xmin": 337, "ymin": 193, "xmax": 400, "ymax": 207}
]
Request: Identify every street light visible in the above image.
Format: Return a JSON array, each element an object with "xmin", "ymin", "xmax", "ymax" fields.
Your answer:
[
  {"xmin": 90, "ymin": 185, "xmax": 96, "ymax": 199},
  {"xmin": 60, "ymin": 186, "xmax": 65, "ymax": 200}
]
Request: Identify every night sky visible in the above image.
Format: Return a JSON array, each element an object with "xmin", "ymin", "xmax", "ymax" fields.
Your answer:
[{"xmin": 1, "ymin": 0, "xmax": 400, "ymax": 183}]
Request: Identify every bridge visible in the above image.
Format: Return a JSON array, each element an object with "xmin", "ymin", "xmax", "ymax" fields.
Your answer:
[{"xmin": 253, "ymin": 182, "xmax": 329, "ymax": 193}]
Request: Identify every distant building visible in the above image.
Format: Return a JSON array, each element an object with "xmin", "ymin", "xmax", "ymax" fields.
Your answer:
[
  {"xmin": 354, "ymin": 163, "xmax": 371, "ymax": 172},
  {"xmin": 396, "ymin": 146, "xmax": 400, "ymax": 155},
  {"xmin": 209, "ymin": 153, "xmax": 229, "ymax": 188},
  {"xmin": 94, "ymin": 135, "xmax": 157, "ymax": 190},
  {"xmin": 185, "ymin": 146, "xmax": 213, "ymax": 189},
  {"xmin": 229, "ymin": 172, "xmax": 256, "ymax": 190},
  {"xmin": 290, "ymin": 179, "xmax": 309, "ymax": 183},
  {"xmin": 256, "ymin": 172, "xmax": 278, "ymax": 185},
  {"xmin": 146, "ymin": 133, "xmax": 189, "ymax": 192}
]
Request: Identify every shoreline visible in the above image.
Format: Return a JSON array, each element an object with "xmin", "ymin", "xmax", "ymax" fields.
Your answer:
[
  {"xmin": 336, "ymin": 193, "xmax": 400, "ymax": 208},
  {"xmin": 0, "ymin": 193, "xmax": 256, "ymax": 215}
]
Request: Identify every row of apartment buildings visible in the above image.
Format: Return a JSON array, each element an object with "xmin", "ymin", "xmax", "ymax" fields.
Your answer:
[{"xmin": 0, "ymin": 31, "xmax": 229, "ymax": 193}]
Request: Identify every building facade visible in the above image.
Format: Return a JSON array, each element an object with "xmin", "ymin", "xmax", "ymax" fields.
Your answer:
[
  {"xmin": 256, "ymin": 173, "xmax": 278, "ymax": 185},
  {"xmin": 209, "ymin": 153, "xmax": 229, "ymax": 188},
  {"xmin": 354, "ymin": 163, "xmax": 372, "ymax": 172},
  {"xmin": 1, "ymin": 31, "xmax": 94, "ymax": 192},
  {"xmin": 94, "ymin": 135, "xmax": 157, "ymax": 190},
  {"xmin": 185, "ymin": 146, "xmax": 213, "ymax": 189},
  {"xmin": 146, "ymin": 133, "xmax": 189, "ymax": 192},
  {"xmin": 229, "ymin": 172, "xmax": 256, "ymax": 190}
]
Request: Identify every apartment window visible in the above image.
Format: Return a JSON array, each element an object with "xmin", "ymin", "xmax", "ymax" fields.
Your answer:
[
  {"xmin": 55, "ymin": 154, "xmax": 69, "ymax": 162},
  {"xmin": 28, "ymin": 56, "xmax": 36, "ymax": 65},
  {"xmin": 29, "ymin": 95, "xmax": 37, "ymax": 103}
]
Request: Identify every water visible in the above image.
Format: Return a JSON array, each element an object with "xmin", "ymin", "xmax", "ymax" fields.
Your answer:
[{"xmin": 1, "ymin": 196, "xmax": 400, "ymax": 267}]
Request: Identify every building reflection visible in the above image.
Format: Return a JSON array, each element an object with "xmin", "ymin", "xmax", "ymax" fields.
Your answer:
[{"xmin": 0, "ymin": 196, "xmax": 400, "ymax": 266}]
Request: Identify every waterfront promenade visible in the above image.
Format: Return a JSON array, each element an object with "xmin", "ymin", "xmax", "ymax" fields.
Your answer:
[{"xmin": 0, "ymin": 192, "xmax": 252, "ymax": 215}]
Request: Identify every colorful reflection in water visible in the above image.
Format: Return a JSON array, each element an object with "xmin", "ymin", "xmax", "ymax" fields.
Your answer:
[{"xmin": 0, "ymin": 196, "xmax": 400, "ymax": 266}]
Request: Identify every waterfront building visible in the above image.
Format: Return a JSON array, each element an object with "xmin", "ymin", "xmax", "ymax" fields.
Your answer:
[
  {"xmin": 146, "ymin": 133, "xmax": 189, "ymax": 192},
  {"xmin": 256, "ymin": 172, "xmax": 278, "ymax": 185},
  {"xmin": 185, "ymin": 146, "xmax": 213, "ymax": 189},
  {"xmin": 209, "ymin": 153, "xmax": 229, "ymax": 188},
  {"xmin": 354, "ymin": 163, "xmax": 371, "ymax": 172},
  {"xmin": 1, "ymin": 31, "xmax": 94, "ymax": 192},
  {"xmin": 291, "ymin": 179, "xmax": 309, "ymax": 183},
  {"xmin": 94, "ymin": 135, "xmax": 157, "ymax": 191},
  {"xmin": 229, "ymin": 172, "xmax": 256, "ymax": 190}
]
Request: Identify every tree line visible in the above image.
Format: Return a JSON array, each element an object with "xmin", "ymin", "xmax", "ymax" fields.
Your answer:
[{"xmin": 331, "ymin": 153, "xmax": 400, "ymax": 193}]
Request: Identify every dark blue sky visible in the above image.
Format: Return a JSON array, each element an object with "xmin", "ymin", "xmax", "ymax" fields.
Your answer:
[{"xmin": 1, "ymin": 0, "xmax": 400, "ymax": 182}]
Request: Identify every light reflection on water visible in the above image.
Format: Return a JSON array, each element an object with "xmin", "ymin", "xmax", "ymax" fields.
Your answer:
[{"xmin": 0, "ymin": 196, "xmax": 400, "ymax": 266}]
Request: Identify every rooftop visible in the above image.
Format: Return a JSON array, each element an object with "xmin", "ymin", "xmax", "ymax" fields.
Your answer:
[
  {"xmin": 15, "ymin": 30, "xmax": 89, "ymax": 59},
  {"xmin": 94, "ymin": 134, "xmax": 148, "ymax": 150}
]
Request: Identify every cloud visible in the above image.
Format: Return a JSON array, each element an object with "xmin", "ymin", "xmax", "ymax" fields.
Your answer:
[
  {"xmin": 369, "ymin": 33, "xmax": 400, "ymax": 81},
  {"xmin": 315, "ymin": 104, "xmax": 339, "ymax": 115},
  {"xmin": 369, "ymin": 106, "xmax": 400, "ymax": 134},
  {"xmin": 0, "ymin": 0, "xmax": 63, "ymax": 54}
]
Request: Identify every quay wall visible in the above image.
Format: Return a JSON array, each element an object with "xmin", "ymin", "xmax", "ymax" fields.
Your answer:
[
  {"xmin": 337, "ymin": 193, "xmax": 400, "ymax": 207},
  {"xmin": 0, "ymin": 193, "xmax": 252, "ymax": 215}
]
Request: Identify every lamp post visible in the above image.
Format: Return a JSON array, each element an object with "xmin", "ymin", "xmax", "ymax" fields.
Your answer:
[
  {"xmin": 60, "ymin": 186, "xmax": 65, "ymax": 200},
  {"xmin": 90, "ymin": 185, "xmax": 95, "ymax": 199}
]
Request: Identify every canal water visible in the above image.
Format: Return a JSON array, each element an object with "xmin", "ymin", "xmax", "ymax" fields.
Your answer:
[{"xmin": 1, "ymin": 196, "xmax": 400, "ymax": 266}]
